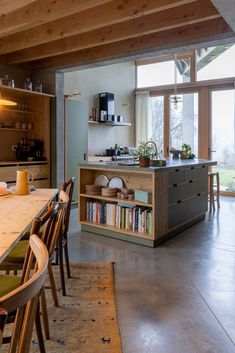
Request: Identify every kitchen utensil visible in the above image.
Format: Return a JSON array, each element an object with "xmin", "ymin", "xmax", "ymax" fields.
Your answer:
[
  {"xmin": 108, "ymin": 176, "xmax": 124, "ymax": 188},
  {"xmin": 16, "ymin": 170, "xmax": 34, "ymax": 195},
  {"xmin": 101, "ymin": 187, "xmax": 117, "ymax": 197},
  {"xmin": 94, "ymin": 174, "xmax": 109, "ymax": 187}
]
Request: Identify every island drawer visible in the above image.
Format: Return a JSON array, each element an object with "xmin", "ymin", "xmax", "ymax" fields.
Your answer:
[{"xmin": 169, "ymin": 169, "xmax": 185, "ymax": 185}]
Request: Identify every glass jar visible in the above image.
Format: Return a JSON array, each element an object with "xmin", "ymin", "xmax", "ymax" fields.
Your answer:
[
  {"xmin": 24, "ymin": 78, "xmax": 32, "ymax": 91},
  {"xmin": 35, "ymin": 80, "xmax": 42, "ymax": 92},
  {"xmin": 15, "ymin": 121, "xmax": 21, "ymax": 129},
  {"xmin": 0, "ymin": 74, "xmax": 15, "ymax": 87}
]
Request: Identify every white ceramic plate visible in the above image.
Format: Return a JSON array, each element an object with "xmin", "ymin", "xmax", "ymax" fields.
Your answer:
[
  {"xmin": 108, "ymin": 176, "xmax": 124, "ymax": 188},
  {"xmin": 94, "ymin": 174, "xmax": 109, "ymax": 187}
]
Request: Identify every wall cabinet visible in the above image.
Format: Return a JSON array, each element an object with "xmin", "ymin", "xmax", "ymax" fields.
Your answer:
[{"xmin": 0, "ymin": 86, "xmax": 54, "ymax": 187}]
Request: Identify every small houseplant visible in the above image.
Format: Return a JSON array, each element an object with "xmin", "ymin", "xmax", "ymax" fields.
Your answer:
[
  {"xmin": 181, "ymin": 143, "xmax": 195, "ymax": 159},
  {"xmin": 134, "ymin": 140, "xmax": 159, "ymax": 167}
]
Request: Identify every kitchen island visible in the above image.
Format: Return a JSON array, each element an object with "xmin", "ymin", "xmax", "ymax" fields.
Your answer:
[{"xmin": 78, "ymin": 159, "xmax": 216, "ymax": 247}]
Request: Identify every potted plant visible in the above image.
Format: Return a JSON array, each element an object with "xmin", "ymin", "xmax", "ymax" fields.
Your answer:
[
  {"xmin": 134, "ymin": 141, "xmax": 159, "ymax": 167},
  {"xmin": 181, "ymin": 143, "xmax": 195, "ymax": 159}
]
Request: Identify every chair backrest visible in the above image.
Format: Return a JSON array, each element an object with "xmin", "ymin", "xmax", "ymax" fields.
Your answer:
[
  {"xmin": 21, "ymin": 190, "xmax": 69, "ymax": 280},
  {"xmin": 0, "ymin": 235, "xmax": 48, "ymax": 353},
  {"xmin": 41, "ymin": 190, "xmax": 69, "ymax": 259},
  {"xmin": 61, "ymin": 177, "xmax": 75, "ymax": 235}
]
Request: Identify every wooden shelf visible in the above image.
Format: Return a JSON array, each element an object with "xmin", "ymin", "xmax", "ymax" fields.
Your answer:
[
  {"xmin": 0, "ymin": 108, "xmax": 33, "ymax": 114},
  {"xmin": 88, "ymin": 121, "xmax": 131, "ymax": 126},
  {"xmin": 80, "ymin": 193, "xmax": 152, "ymax": 207},
  {"xmin": 0, "ymin": 128, "xmax": 32, "ymax": 132},
  {"xmin": 80, "ymin": 220, "xmax": 152, "ymax": 239}
]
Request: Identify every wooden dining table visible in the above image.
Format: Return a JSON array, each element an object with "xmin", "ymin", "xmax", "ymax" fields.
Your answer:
[{"xmin": 0, "ymin": 188, "xmax": 58, "ymax": 263}]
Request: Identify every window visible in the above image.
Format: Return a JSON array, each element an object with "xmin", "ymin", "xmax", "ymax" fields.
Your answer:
[
  {"xmin": 170, "ymin": 93, "xmax": 198, "ymax": 156},
  {"xmin": 197, "ymin": 44, "xmax": 235, "ymax": 81},
  {"xmin": 137, "ymin": 58, "xmax": 191, "ymax": 88},
  {"xmin": 150, "ymin": 96, "xmax": 164, "ymax": 153}
]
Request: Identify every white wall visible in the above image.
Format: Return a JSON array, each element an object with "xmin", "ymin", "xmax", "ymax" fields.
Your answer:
[{"xmin": 64, "ymin": 62, "xmax": 135, "ymax": 155}]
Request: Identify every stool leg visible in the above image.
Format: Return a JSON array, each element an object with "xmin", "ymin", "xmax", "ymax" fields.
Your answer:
[
  {"xmin": 216, "ymin": 173, "xmax": 220, "ymax": 208},
  {"xmin": 209, "ymin": 176, "xmax": 213, "ymax": 212}
]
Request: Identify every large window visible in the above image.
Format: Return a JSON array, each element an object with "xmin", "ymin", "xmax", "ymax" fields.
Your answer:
[
  {"xmin": 150, "ymin": 96, "xmax": 164, "ymax": 153},
  {"xmin": 137, "ymin": 58, "xmax": 191, "ymax": 88},
  {"xmin": 170, "ymin": 93, "xmax": 198, "ymax": 156},
  {"xmin": 197, "ymin": 45, "xmax": 235, "ymax": 81}
]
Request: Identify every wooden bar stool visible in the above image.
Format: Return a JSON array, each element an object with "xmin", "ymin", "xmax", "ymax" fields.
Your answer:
[{"xmin": 208, "ymin": 172, "xmax": 220, "ymax": 212}]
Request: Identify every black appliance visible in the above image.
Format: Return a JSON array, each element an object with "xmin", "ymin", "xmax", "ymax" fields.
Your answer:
[
  {"xmin": 16, "ymin": 138, "xmax": 45, "ymax": 161},
  {"xmin": 99, "ymin": 92, "xmax": 114, "ymax": 122}
]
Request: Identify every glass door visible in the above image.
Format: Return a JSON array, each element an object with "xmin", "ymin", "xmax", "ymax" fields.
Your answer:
[
  {"xmin": 150, "ymin": 96, "xmax": 164, "ymax": 155},
  {"xmin": 211, "ymin": 89, "xmax": 235, "ymax": 193},
  {"xmin": 169, "ymin": 92, "xmax": 199, "ymax": 156}
]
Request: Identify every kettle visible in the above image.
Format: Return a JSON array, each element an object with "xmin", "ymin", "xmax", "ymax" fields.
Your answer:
[{"xmin": 15, "ymin": 170, "xmax": 34, "ymax": 195}]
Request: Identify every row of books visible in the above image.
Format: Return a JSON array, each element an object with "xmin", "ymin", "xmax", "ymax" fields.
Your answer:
[{"xmin": 86, "ymin": 201, "xmax": 152, "ymax": 235}]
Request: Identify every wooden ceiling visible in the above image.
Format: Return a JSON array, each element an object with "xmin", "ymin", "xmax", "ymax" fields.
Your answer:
[{"xmin": 0, "ymin": 0, "xmax": 234, "ymax": 71}]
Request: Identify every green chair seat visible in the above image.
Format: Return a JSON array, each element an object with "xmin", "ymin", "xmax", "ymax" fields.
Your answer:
[
  {"xmin": 0, "ymin": 275, "xmax": 21, "ymax": 297},
  {"xmin": 5, "ymin": 240, "xmax": 29, "ymax": 263}
]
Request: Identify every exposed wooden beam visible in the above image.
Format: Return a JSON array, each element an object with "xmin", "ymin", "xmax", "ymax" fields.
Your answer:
[
  {"xmin": 0, "ymin": 0, "xmax": 37, "ymax": 16},
  {"xmin": 0, "ymin": 0, "xmax": 111, "ymax": 37},
  {"xmin": 6, "ymin": 0, "xmax": 220, "ymax": 64},
  {"xmin": 0, "ymin": 0, "xmax": 198, "ymax": 54},
  {"xmin": 25, "ymin": 17, "xmax": 233, "ymax": 71}
]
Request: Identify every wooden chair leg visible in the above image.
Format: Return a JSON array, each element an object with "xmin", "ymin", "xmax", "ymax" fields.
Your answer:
[
  {"xmin": 48, "ymin": 262, "xmax": 59, "ymax": 307},
  {"xmin": 40, "ymin": 287, "xmax": 50, "ymax": 340},
  {"xmin": 64, "ymin": 233, "xmax": 71, "ymax": 278},
  {"xmin": 58, "ymin": 235, "xmax": 66, "ymax": 296},
  {"xmin": 35, "ymin": 303, "xmax": 46, "ymax": 353}
]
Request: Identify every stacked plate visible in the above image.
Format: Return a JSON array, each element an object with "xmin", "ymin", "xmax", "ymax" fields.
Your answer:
[
  {"xmin": 101, "ymin": 187, "xmax": 117, "ymax": 197},
  {"xmin": 85, "ymin": 184, "xmax": 102, "ymax": 195}
]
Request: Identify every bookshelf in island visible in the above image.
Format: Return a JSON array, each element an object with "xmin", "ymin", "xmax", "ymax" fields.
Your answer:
[{"xmin": 78, "ymin": 159, "xmax": 216, "ymax": 247}]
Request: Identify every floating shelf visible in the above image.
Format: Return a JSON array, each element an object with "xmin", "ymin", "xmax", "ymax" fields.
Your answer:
[
  {"xmin": 0, "ymin": 128, "xmax": 32, "ymax": 132},
  {"xmin": 88, "ymin": 121, "xmax": 131, "ymax": 126},
  {"xmin": 0, "ymin": 108, "xmax": 33, "ymax": 114}
]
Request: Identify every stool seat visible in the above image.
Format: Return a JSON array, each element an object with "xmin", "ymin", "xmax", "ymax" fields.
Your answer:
[{"xmin": 208, "ymin": 171, "xmax": 220, "ymax": 212}]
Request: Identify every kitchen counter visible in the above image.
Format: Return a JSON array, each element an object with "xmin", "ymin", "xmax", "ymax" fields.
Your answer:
[
  {"xmin": 80, "ymin": 158, "xmax": 216, "ymax": 171},
  {"xmin": 78, "ymin": 159, "xmax": 216, "ymax": 247}
]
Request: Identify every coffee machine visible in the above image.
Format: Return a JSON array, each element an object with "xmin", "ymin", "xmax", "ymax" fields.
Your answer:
[
  {"xmin": 16, "ymin": 138, "xmax": 45, "ymax": 161},
  {"xmin": 99, "ymin": 92, "xmax": 114, "ymax": 122}
]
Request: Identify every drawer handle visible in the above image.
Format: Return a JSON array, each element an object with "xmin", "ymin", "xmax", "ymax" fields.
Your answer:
[
  {"xmin": 189, "ymin": 180, "xmax": 193, "ymax": 183},
  {"xmin": 202, "ymin": 165, "xmax": 205, "ymax": 168},
  {"xmin": 177, "ymin": 200, "xmax": 182, "ymax": 204},
  {"xmin": 173, "ymin": 183, "xmax": 177, "ymax": 187},
  {"xmin": 191, "ymin": 167, "xmax": 194, "ymax": 170},
  {"xmin": 175, "ymin": 169, "xmax": 179, "ymax": 172},
  {"xmin": 197, "ymin": 193, "xmax": 201, "ymax": 196}
]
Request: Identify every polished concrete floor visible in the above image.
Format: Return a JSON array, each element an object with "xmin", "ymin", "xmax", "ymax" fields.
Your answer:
[{"xmin": 68, "ymin": 197, "xmax": 235, "ymax": 353}]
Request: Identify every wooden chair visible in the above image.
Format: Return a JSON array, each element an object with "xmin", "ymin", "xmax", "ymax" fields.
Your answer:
[
  {"xmin": 208, "ymin": 172, "xmax": 220, "ymax": 212},
  {"xmin": 0, "ymin": 235, "xmax": 48, "ymax": 353},
  {"xmin": 0, "ymin": 191, "xmax": 69, "ymax": 344},
  {"xmin": 57, "ymin": 177, "xmax": 75, "ymax": 296}
]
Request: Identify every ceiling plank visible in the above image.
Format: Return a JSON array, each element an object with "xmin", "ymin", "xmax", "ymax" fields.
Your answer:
[
  {"xmin": 0, "ymin": 0, "xmax": 111, "ymax": 37},
  {"xmin": 0, "ymin": 0, "xmax": 37, "ymax": 16},
  {"xmin": 0, "ymin": 0, "xmax": 198, "ymax": 54},
  {"xmin": 6, "ymin": 0, "xmax": 220, "ymax": 64},
  {"xmin": 25, "ymin": 17, "xmax": 233, "ymax": 71}
]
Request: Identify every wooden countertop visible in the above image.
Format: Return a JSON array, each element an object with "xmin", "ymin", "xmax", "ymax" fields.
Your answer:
[{"xmin": 0, "ymin": 188, "xmax": 58, "ymax": 263}]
